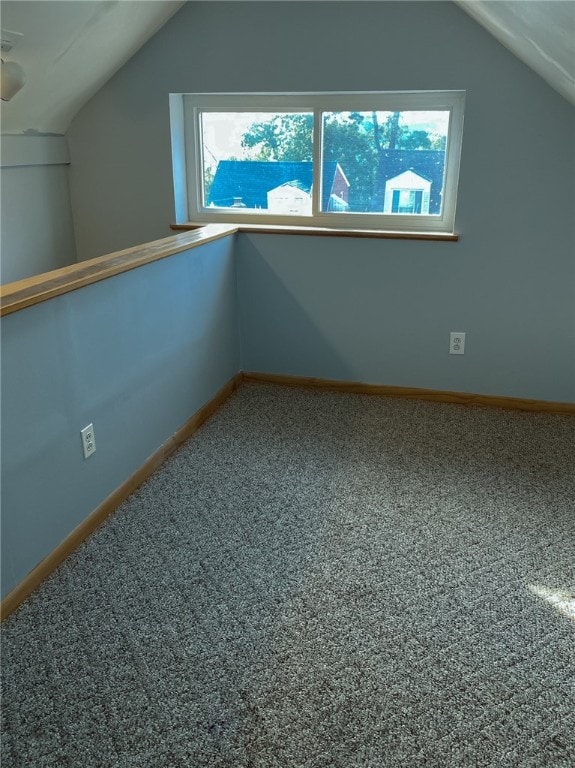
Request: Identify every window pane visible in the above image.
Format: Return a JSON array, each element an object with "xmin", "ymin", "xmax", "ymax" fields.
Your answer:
[
  {"xmin": 200, "ymin": 112, "xmax": 313, "ymax": 214},
  {"xmin": 321, "ymin": 110, "xmax": 449, "ymax": 215}
]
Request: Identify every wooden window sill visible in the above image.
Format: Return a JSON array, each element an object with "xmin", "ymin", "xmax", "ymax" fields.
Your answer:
[{"xmin": 171, "ymin": 222, "xmax": 459, "ymax": 241}]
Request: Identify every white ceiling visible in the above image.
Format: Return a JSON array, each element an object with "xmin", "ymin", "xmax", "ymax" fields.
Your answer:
[
  {"xmin": 0, "ymin": 1, "xmax": 573, "ymax": 136},
  {"xmin": 455, "ymin": 0, "xmax": 575, "ymax": 107},
  {"xmin": 0, "ymin": 0, "xmax": 185, "ymax": 134}
]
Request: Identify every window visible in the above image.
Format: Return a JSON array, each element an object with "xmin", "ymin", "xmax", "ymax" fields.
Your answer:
[
  {"xmin": 393, "ymin": 190, "xmax": 423, "ymax": 214},
  {"xmin": 171, "ymin": 91, "xmax": 465, "ymax": 234}
]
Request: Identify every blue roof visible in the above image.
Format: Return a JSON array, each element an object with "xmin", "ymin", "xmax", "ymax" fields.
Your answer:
[
  {"xmin": 208, "ymin": 160, "xmax": 343, "ymax": 210},
  {"xmin": 209, "ymin": 155, "xmax": 444, "ymax": 214}
]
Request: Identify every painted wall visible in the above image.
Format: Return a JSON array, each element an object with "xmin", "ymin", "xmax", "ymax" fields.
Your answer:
[
  {"xmin": 67, "ymin": 1, "xmax": 575, "ymax": 401},
  {"xmin": 237, "ymin": 233, "xmax": 574, "ymax": 401},
  {"xmin": 1, "ymin": 235, "xmax": 238, "ymax": 598},
  {"xmin": 0, "ymin": 136, "xmax": 77, "ymax": 284}
]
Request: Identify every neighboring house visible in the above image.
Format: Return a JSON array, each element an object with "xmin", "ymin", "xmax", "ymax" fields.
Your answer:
[
  {"xmin": 326, "ymin": 163, "xmax": 350, "ymax": 211},
  {"xmin": 267, "ymin": 181, "xmax": 312, "ymax": 215},
  {"xmin": 384, "ymin": 170, "xmax": 431, "ymax": 214},
  {"xmin": 375, "ymin": 150, "xmax": 446, "ymax": 215},
  {"xmin": 210, "ymin": 153, "xmax": 444, "ymax": 216},
  {"xmin": 208, "ymin": 160, "xmax": 349, "ymax": 213}
]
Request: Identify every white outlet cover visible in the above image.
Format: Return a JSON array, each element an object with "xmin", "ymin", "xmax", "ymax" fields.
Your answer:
[
  {"xmin": 81, "ymin": 423, "xmax": 96, "ymax": 459},
  {"xmin": 450, "ymin": 332, "xmax": 466, "ymax": 355}
]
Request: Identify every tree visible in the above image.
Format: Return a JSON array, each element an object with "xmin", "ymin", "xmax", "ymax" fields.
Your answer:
[
  {"xmin": 203, "ymin": 165, "xmax": 215, "ymax": 201},
  {"xmin": 240, "ymin": 111, "xmax": 442, "ymax": 211},
  {"xmin": 241, "ymin": 114, "xmax": 313, "ymax": 161},
  {"xmin": 323, "ymin": 113, "xmax": 378, "ymax": 211}
]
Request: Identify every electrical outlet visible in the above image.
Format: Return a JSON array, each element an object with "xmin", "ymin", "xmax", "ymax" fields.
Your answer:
[
  {"xmin": 80, "ymin": 423, "xmax": 96, "ymax": 459},
  {"xmin": 449, "ymin": 332, "xmax": 466, "ymax": 355}
]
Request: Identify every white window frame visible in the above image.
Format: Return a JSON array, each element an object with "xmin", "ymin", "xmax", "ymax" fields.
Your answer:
[{"xmin": 172, "ymin": 91, "xmax": 465, "ymax": 234}]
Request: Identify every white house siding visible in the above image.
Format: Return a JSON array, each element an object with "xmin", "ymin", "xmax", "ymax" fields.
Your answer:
[
  {"xmin": 267, "ymin": 184, "xmax": 312, "ymax": 215},
  {"xmin": 383, "ymin": 170, "xmax": 431, "ymax": 214}
]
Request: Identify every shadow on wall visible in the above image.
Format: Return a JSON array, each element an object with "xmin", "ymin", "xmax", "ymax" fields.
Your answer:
[
  {"xmin": 236, "ymin": 234, "xmax": 356, "ymax": 382},
  {"xmin": 237, "ymin": 235, "xmax": 357, "ymax": 380}
]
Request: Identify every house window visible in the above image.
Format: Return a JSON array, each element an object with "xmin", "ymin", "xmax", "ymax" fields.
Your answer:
[
  {"xmin": 171, "ymin": 91, "xmax": 465, "ymax": 234},
  {"xmin": 393, "ymin": 190, "xmax": 424, "ymax": 214}
]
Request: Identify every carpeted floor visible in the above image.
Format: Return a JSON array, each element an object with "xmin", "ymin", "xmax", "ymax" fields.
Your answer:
[{"xmin": 1, "ymin": 382, "xmax": 574, "ymax": 767}]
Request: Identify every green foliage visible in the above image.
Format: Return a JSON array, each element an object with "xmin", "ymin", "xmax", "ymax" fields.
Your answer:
[
  {"xmin": 203, "ymin": 165, "xmax": 215, "ymax": 201},
  {"xmin": 323, "ymin": 114, "xmax": 378, "ymax": 211},
  {"xmin": 241, "ymin": 114, "xmax": 313, "ymax": 161},
  {"xmin": 399, "ymin": 129, "xmax": 432, "ymax": 150},
  {"xmin": 239, "ymin": 111, "xmax": 445, "ymax": 211},
  {"xmin": 429, "ymin": 134, "xmax": 447, "ymax": 151}
]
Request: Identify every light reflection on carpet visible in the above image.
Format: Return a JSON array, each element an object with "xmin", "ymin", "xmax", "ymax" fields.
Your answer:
[{"xmin": 528, "ymin": 584, "xmax": 575, "ymax": 621}]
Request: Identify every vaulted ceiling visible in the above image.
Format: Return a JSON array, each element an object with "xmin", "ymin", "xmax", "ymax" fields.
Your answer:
[
  {"xmin": 455, "ymin": 0, "xmax": 574, "ymax": 106},
  {"xmin": 0, "ymin": 0, "xmax": 185, "ymax": 134},
  {"xmin": 0, "ymin": 1, "xmax": 573, "ymax": 136}
]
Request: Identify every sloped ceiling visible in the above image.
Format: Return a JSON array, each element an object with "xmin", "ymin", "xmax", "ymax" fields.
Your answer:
[
  {"xmin": 0, "ymin": 1, "xmax": 573, "ymax": 137},
  {"xmin": 0, "ymin": 0, "xmax": 185, "ymax": 135},
  {"xmin": 455, "ymin": 0, "xmax": 575, "ymax": 106}
]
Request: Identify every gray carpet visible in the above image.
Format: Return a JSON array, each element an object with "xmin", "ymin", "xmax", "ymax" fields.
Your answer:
[{"xmin": 2, "ymin": 382, "xmax": 574, "ymax": 768}]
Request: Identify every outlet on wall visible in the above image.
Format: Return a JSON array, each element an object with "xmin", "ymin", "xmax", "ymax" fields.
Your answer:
[
  {"xmin": 80, "ymin": 423, "xmax": 96, "ymax": 459},
  {"xmin": 449, "ymin": 332, "xmax": 466, "ymax": 355}
]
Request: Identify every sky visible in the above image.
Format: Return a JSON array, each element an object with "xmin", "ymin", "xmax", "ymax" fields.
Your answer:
[{"xmin": 201, "ymin": 110, "xmax": 450, "ymax": 169}]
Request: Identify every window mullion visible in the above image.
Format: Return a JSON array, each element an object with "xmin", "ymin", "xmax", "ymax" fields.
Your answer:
[
  {"xmin": 311, "ymin": 109, "xmax": 322, "ymax": 217},
  {"xmin": 194, "ymin": 108, "xmax": 206, "ymax": 211}
]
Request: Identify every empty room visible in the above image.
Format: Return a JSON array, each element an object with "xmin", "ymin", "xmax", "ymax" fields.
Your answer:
[{"xmin": 1, "ymin": 1, "xmax": 574, "ymax": 766}]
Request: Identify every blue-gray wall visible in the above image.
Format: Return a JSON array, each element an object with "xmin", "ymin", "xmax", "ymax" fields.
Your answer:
[
  {"xmin": 2, "ymin": 1, "xmax": 574, "ymax": 601},
  {"xmin": 1, "ymin": 236, "xmax": 238, "ymax": 597},
  {"xmin": 236, "ymin": 223, "xmax": 574, "ymax": 400},
  {"xmin": 67, "ymin": 1, "xmax": 575, "ymax": 403},
  {"xmin": 0, "ymin": 137, "xmax": 77, "ymax": 284}
]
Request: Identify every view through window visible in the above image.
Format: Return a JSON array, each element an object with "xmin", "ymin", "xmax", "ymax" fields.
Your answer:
[{"xmin": 179, "ymin": 93, "xmax": 465, "ymax": 233}]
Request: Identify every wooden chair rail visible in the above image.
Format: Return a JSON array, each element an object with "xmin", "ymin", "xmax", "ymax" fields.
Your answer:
[
  {"xmin": 2, "ymin": 222, "xmax": 459, "ymax": 317},
  {"xmin": 0, "ymin": 224, "xmax": 237, "ymax": 316}
]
